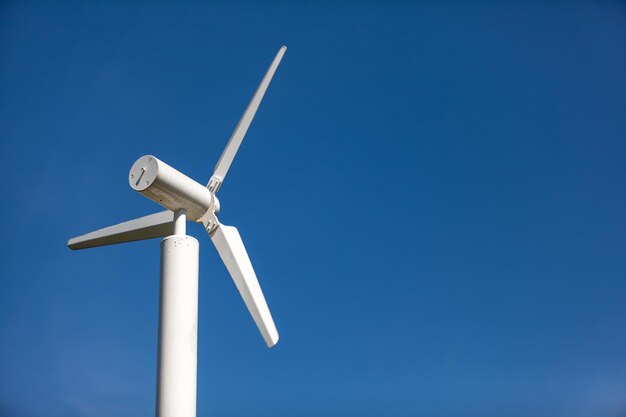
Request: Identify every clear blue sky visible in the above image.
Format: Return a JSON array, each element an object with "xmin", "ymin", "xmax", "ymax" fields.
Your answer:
[{"xmin": 1, "ymin": 2, "xmax": 625, "ymax": 416}]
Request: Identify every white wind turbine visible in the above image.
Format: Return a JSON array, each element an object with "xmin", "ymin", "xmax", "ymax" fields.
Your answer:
[{"xmin": 68, "ymin": 46, "xmax": 287, "ymax": 417}]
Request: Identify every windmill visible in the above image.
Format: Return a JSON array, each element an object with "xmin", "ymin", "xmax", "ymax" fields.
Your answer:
[{"xmin": 68, "ymin": 46, "xmax": 287, "ymax": 417}]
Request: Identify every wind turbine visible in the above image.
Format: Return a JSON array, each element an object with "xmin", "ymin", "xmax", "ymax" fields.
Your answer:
[{"xmin": 67, "ymin": 46, "xmax": 287, "ymax": 417}]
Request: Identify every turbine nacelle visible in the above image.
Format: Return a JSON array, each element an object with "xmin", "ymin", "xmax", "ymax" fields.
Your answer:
[{"xmin": 129, "ymin": 155, "xmax": 217, "ymax": 222}]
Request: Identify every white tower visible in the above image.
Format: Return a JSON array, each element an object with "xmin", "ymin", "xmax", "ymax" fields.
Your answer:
[{"xmin": 68, "ymin": 46, "xmax": 287, "ymax": 417}]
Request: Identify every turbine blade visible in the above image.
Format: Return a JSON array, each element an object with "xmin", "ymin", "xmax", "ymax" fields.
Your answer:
[
  {"xmin": 208, "ymin": 46, "xmax": 287, "ymax": 193},
  {"xmin": 68, "ymin": 210, "xmax": 174, "ymax": 250},
  {"xmin": 210, "ymin": 224, "xmax": 279, "ymax": 348}
]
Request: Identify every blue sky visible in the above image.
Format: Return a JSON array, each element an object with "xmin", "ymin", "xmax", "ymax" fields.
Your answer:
[{"xmin": 1, "ymin": 2, "xmax": 625, "ymax": 416}]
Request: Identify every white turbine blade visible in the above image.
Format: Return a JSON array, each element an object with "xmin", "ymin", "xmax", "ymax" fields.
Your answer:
[
  {"xmin": 68, "ymin": 210, "xmax": 174, "ymax": 250},
  {"xmin": 210, "ymin": 224, "xmax": 279, "ymax": 348},
  {"xmin": 208, "ymin": 46, "xmax": 287, "ymax": 193}
]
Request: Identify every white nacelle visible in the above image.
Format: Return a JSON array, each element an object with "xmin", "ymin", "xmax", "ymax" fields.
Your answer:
[{"xmin": 129, "ymin": 155, "xmax": 213, "ymax": 221}]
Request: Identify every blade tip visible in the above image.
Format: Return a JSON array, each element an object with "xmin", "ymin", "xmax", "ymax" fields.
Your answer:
[{"xmin": 266, "ymin": 331, "xmax": 279, "ymax": 348}]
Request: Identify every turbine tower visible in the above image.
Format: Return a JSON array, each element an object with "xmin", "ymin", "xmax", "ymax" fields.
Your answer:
[{"xmin": 68, "ymin": 46, "xmax": 287, "ymax": 417}]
